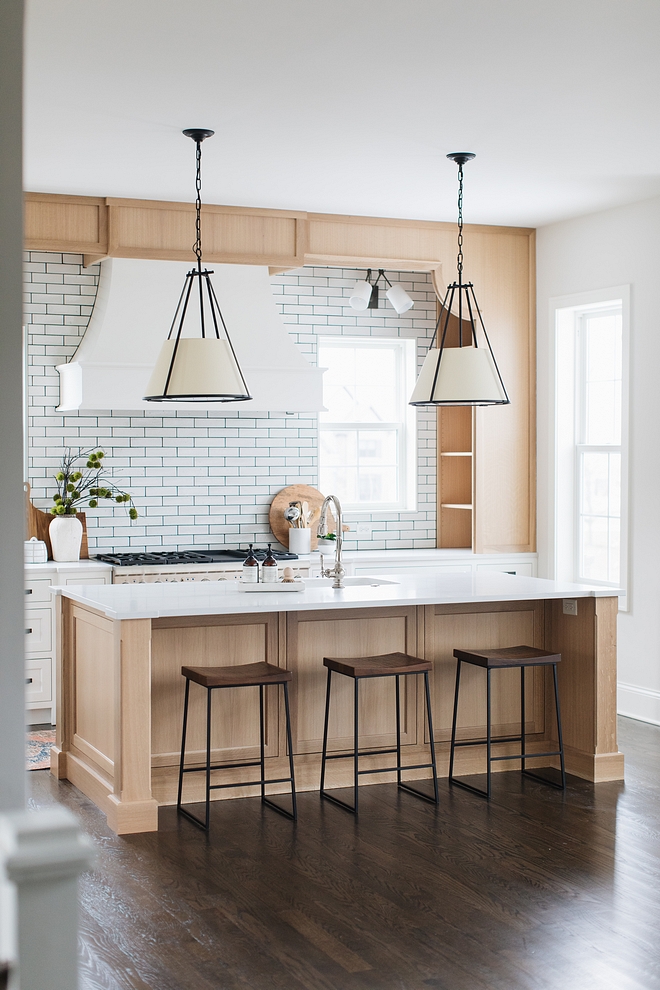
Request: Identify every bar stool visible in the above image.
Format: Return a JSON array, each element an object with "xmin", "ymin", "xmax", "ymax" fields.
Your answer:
[
  {"xmin": 449, "ymin": 645, "xmax": 566, "ymax": 799},
  {"xmin": 320, "ymin": 652, "xmax": 439, "ymax": 814},
  {"xmin": 177, "ymin": 661, "xmax": 297, "ymax": 830}
]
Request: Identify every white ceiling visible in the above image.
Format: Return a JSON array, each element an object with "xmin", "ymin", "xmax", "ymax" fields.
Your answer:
[{"xmin": 24, "ymin": 0, "xmax": 660, "ymax": 228}]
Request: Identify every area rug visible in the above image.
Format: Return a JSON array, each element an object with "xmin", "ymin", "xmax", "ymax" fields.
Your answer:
[{"xmin": 26, "ymin": 729, "xmax": 56, "ymax": 770}]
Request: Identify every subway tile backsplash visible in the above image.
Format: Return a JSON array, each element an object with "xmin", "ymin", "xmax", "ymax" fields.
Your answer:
[{"xmin": 25, "ymin": 253, "xmax": 436, "ymax": 552}]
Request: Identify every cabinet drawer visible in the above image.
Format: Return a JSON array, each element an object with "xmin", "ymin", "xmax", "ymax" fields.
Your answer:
[
  {"xmin": 25, "ymin": 658, "xmax": 52, "ymax": 704},
  {"xmin": 24, "ymin": 608, "xmax": 52, "ymax": 654},
  {"xmin": 64, "ymin": 576, "xmax": 107, "ymax": 585},
  {"xmin": 24, "ymin": 579, "xmax": 52, "ymax": 603}
]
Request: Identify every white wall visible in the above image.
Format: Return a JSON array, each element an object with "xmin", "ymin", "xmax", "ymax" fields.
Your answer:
[
  {"xmin": 26, "ymin": 259, "xmax": 437, "ymax": 552},
  {"xmin": 0, "ymin": 0, "xmax": 26, "ymax": 812},
  {"xmin": 537, "ymin": 195, "xmax": 660, "ymax": 724}
]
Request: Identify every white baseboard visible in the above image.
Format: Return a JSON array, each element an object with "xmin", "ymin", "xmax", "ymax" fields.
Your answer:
[{"xmin": 618, "ymin": 682, "xmax": 660, "ymax": 726}]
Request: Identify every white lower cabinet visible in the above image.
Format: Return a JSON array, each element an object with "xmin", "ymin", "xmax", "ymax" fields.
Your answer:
[
  {"xmin": 25, "ymin": 658, "xmax": 52, "ymax": 706},
  {"xmin": 25, "ymin": 562, "xmax": 112, "ymax": 725}
]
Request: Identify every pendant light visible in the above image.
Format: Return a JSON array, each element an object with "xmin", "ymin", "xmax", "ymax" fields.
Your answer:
[
  {"xmin": 144, "ymin": 129, "xmax": 252, "ymax": 402},
  {"xmin": 409, "ymin": 153, "xmax": 509, "ymax": 407}
]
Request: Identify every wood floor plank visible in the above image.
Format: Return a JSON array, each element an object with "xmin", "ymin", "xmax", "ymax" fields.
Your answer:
[{"xmin": 28, "ymin": 716, "xmax": 660, "ymax": 990}]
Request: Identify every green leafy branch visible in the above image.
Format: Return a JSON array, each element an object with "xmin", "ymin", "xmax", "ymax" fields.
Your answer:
[{"xmin": 50, "ymin": 447, "xmax": 138, "ymax": 520}]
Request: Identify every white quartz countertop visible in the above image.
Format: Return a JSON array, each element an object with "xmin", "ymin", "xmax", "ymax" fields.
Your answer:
[{"xmin": 56, "ymin": 571, "xmax": 619, "ymax": 621}]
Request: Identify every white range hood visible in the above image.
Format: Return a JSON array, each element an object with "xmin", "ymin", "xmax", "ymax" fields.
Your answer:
[{"xmin": 57, "ymin": 259, "xmax": 325, "ymax": 412}]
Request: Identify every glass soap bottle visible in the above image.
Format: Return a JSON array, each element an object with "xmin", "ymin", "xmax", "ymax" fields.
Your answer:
[
  {"xmin": 242, "ymin": 544, "xmax": 259, "ymax": 583},
  {"xmin": 261, "ymin": 544, "xmax": 279, "ymax": 583}
]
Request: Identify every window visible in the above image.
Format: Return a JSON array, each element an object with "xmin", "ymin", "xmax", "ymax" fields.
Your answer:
[
  {"xmin": 576, "ymin": 307, "xmax": 622, "ymax": 585},
  {"xmin": 318, "ymin": 336, "xmax": 416, "ymax": 511},
  {"xmin": 552, "ymin": 287, "xmax": 629, "ymax": 604}
]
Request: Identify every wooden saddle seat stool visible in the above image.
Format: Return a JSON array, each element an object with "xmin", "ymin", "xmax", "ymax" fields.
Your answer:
[
  {"xmin": 177, "ymin": 661, "xmax": 297, "ymax": 830},
  {"xmin": 449, "ymin": 645, "xmax": 566, "ymax": 799},
  {"xmin": 320, "ymin": 652, "xmax": 439, "ymax": 815}
]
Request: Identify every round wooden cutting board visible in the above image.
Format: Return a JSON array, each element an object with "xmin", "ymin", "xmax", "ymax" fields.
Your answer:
[{"xmin": 269, "ymin": 484, "xmax": 336, "ymax": 551}]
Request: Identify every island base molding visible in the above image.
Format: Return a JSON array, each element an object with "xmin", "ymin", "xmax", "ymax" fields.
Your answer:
[
  {"xmin": 53, "ymin": 595, "xmax": 623, "ymax": 834},
  {"xmin": 50, "ymin": 745, "xmax": 160, "ymax": 834}
]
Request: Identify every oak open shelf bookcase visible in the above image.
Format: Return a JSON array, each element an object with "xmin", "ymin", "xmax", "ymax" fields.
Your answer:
[{"xmin": 437, "ymin": 406, "xmax": 473, "ymax": 549}]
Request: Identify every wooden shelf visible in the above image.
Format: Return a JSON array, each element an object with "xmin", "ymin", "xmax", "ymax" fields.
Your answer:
[{"xmin": 437, "ymin": 406, "xmax": 474, "ymax": 549}]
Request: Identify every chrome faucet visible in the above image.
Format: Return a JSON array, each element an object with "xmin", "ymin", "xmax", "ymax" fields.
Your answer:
[{"xmin": 318, "ymin": 494, "xmax": 345, "ymax": 588}]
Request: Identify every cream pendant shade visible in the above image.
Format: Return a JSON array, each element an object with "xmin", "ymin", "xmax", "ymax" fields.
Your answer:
[
  {"xmin": 144, "ymin": 338, "xmax": 251, "ymax": 401},
  {"xmin": 409, "ymin": 345, "xmax": 508, "ymax": 406}
]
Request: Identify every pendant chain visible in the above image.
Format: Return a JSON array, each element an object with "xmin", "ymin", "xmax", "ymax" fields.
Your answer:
[
  {"xmin": 194, "ymin": 140, "xmax": 203, "ymax": 265},
  {"xmin": 456, "ymin": 162, "xmax": 464, "ymax": 281}
]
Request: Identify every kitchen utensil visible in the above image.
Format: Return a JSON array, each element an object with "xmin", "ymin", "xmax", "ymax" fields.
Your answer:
[
  {"xmin": 269, "ymin": 485, "xmax": 329, "ymax": 550},
  {"xmin": 284, "ymin": 504, "xmax": 301, "ymax": 526},
  {"xmin": 302, "ymin": 501, "xmax": 309, "ymax": 528}
]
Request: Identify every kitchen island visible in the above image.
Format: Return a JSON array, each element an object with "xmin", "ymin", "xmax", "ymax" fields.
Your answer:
[{"xmin": 51, "ymin": 572, "xmax": 622, "ymax": 834}]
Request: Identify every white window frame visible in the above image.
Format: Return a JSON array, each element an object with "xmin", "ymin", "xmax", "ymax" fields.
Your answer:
[
  {"xmin": 318, "ymin": 335, "xmax": 417, "ymax": 513},
  {"xmin": 549, "ymin": 287, "xmax": 630, "ymax": 608}
]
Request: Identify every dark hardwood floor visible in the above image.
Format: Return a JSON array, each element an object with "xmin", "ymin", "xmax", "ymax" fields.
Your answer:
[{"xmin": 29, "ymin": 717, "xmax": 660, "ymax": 990}]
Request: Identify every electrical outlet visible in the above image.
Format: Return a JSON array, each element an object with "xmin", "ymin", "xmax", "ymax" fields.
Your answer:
[
  {"xmin": 356, "ymin": 522, "xmax": 371, "ymax": 537},
  {"xmin": 562, "ymin": 599, "xmax": 578, "ymax": 616}
]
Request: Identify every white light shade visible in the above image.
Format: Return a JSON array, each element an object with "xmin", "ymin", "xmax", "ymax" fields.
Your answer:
[
  {"xmin": 409, "ymin": 345, "xmax": 508, "ymax": 405},
  {"xmin": 144, "ymin": 337, "xmax": 251, "ymax": 401},
  {"xmin": 386, "ymin": 283, "xmax": 414, "ymax": 314},
  {"xmin": 349, "ymin": 280, "xmax": 373, "ymax": 310}
]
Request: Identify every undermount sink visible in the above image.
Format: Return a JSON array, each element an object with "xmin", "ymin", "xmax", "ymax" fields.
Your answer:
[{"xmin": 304, "ymin": 576, "xmax": 399, "ymax": 587}]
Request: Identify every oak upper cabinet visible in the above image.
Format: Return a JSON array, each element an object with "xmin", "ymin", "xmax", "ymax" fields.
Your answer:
[{"xmin": 436, "ymin": 227, "xmax": 535, "ymax": 554}]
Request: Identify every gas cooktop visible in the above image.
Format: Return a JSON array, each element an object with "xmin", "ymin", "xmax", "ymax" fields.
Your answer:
[{"xmin": 93, "ymin": 548, "xmax": 298, "ymax": 567}]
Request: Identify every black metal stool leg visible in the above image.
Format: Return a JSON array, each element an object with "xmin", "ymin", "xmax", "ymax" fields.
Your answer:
[
  {"xmin": 395, "ymin": 674, "xmax": 402, "ymax": 788},
  {"xmin": 486, "ymin": 668, "xmax": 492, "ymax": 799},
  {"xmin": 177, "ymin": 679, "xmax": 214, "ymax": 831},
  {"xmin": 320, "ymin": 668, "xmax": 358, "ymax": 814},
  {"xmin": 554, "ymin": 663, "xmax": 567, "ymax": 789},
  {"xmin": 322, "ymin": 664, "xmax": 438, "ymax": 815},
  {"xmin": 320, "ymin": 667, "xmax": 332, "ymax": 796},
  {"xmin": 177, "ymin": 677, "xmax": 191, "ymax": 813},
  {"xmin": 283, "ymin": 681, "xmax": 298, "ymax": 820},
  {"xmin": 521, "ymin": 663, "xmax": 566, "ymax": 790},
  {"xmin": 520, "ymin": 665, "xmax": 526, "ymax": 772},
  {"xmin": 396, "ymin": 670, "xmax": 440, "ymax": 805},
  {"xmin": 449, "ymin": 659, "xmax": 461, "ymax": 782},
  {"xmin": 353, "ymin": 677, "xmax": 359, "ymax": 815},
  {"xmin": 259, "ymin": 683, "xmax": 265, "ymax": 803},
  {"xmin": 425, "ymin": 670, "xmax": 439, "ymax": 804},
  {"xmin": 260, "ymin": 681, "xmax": 298, "ymax": 821},
  {"xmin": 204, "ymin": 686, "xmax": 212, "ymax": 830}
]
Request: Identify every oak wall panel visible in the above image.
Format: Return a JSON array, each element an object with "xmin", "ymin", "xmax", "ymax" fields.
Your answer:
[
  {"xmin": 423, "ymin": 601, "xmax": 545, "ymax": 743},
  {"xmin": 150, "ymin": 612, "xmax": 280, "ymax": 767},
  {"xmin": 286, "ymin": 607, "xmax": 418, "ymax": 756}
]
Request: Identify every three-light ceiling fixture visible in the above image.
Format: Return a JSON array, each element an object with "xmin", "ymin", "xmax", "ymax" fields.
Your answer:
[
  {"xmin": 144, "ymin": 129, "xmax": 252, "ymax": 403},
  {"xmin": 409, "ymin": 153, "xmax": 509, "ymax": 407}
]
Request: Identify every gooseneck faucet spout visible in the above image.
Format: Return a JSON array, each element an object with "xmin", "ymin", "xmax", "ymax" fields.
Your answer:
[{"xmin": 318, "ymin": 494, "xmax": 345, "ymax": 589}]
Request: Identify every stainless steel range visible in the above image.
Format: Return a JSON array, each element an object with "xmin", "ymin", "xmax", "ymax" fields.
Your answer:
[{"xmin": 94, "ymin": 548, "xmax": 306, "ymax": 584}]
